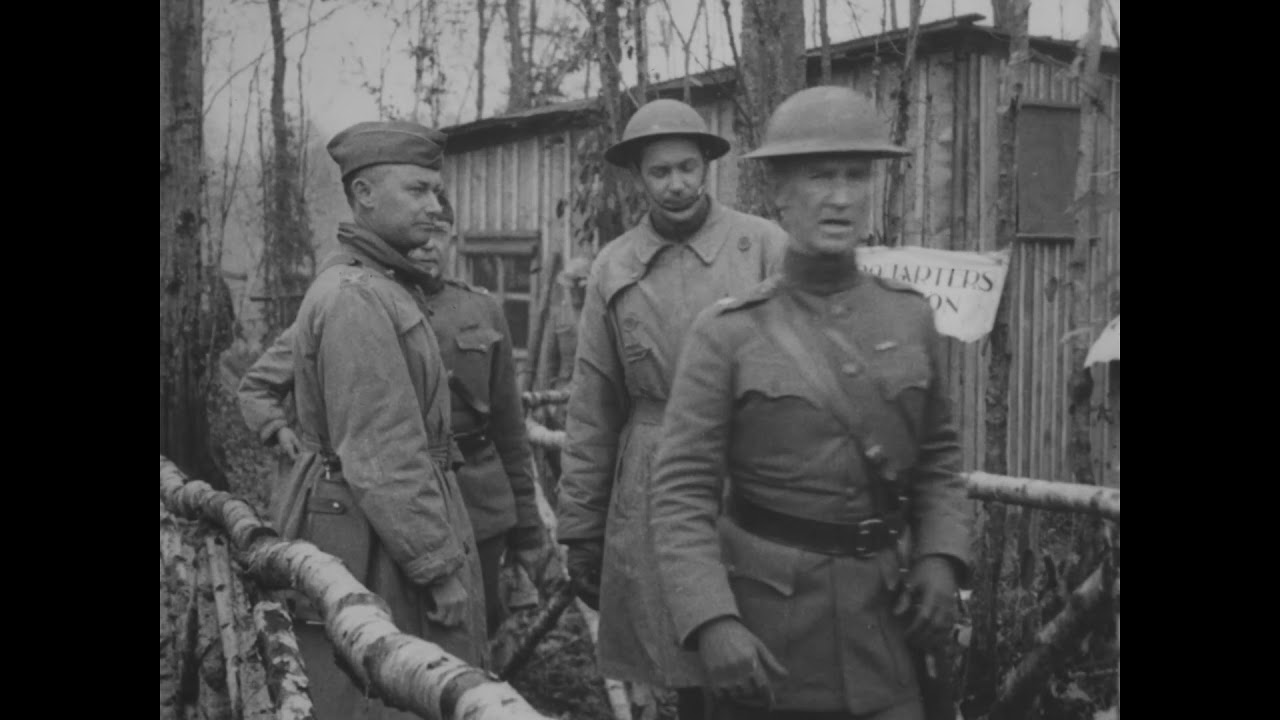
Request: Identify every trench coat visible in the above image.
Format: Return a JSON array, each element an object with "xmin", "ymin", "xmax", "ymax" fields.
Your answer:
[
  {"xmin": 238, "ymin": 279, "xmax": 540, "ymax": 543},
  {"xmin": 269, "ymin": 243, "xmax": 488, "ymax": 719},
  {"xmin": 556, "ymin": 198, "xmax": 788, "ymax": 687},
  {"xmin": 648, "ymin": 270, "xmax": 973, "ymax": 714}
]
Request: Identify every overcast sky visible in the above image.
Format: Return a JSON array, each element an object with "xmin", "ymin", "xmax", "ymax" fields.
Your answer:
[{"xmin": 204, "ymin": 0, "xmax": 1120, "ymax": 149}]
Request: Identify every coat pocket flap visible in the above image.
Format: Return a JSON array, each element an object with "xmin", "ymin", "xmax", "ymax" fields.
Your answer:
[
  {"xmin": 456, "ymin": 327, "xmax": 502, "ymax": 352},
  {"xmin": 736, "ymin": 360, "xmax": 815, "ymax": 402}
]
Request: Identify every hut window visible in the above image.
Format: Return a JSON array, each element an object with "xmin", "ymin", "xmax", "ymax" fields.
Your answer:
[
  {"xmin": 459, "ymin": 232, "xmax": 539, "ymax": 357},
  {"xmin": 1017, "ymin": 104, "xmax": 1081, "ymax": 239}
]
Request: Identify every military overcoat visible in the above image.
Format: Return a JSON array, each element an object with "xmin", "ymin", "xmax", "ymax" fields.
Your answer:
[{"xmin": 556, "ymin": 199, "xmax": 788, "ymax": 686}]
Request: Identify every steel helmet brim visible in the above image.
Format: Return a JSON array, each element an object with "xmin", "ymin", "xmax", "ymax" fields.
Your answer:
[
  {"xmin": 604, "ymin": 132, "xmax": 732, "ymax": 168},
  {"xmin": 742, "ymin": 139, "xmax": 910, "ymax": 161}
]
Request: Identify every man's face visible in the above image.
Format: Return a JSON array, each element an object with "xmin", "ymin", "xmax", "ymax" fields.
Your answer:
[
  {"xmin": 412, "ymin": 218, "xmax": 452, "ymax": 278},
  {"xmin": 635, "ymin": 138, "xmax": 708, "ymax": 220},
  {"xmin": 774, "ymin": 154, "xmax": 875, "ymax": 256},
  {"xmin": 354, "ymin": 164, "xmax": 448, "ymax": 251}
]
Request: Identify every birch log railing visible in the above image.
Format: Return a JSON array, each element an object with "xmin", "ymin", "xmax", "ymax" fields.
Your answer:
[
  {"xmin": 158, "ymin": 456, "xmax": 552, "ymax": 720},
  {"xmin": 520, "ymin": 412, "xmax": 1120, "ymax": 719}
]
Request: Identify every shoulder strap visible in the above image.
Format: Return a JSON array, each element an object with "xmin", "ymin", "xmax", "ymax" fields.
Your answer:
[{"xmin": 756, "ymin": 294, "xmax": 866, "ymax": 443}]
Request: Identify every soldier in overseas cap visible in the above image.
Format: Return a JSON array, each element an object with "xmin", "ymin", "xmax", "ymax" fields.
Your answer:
[
  {"xmin": 649, "ymin": 86, "xmax": 974, "ymax": 720},
  {"xmin": 253, "ymin": 120, "xmax": 489, "ymax": 719},
  {"xmin": 237, "ymin": 208, "xmax": 553, "ymax": 644},
  {"xmin": 555, "ymin": 98, "xmax": 789, "ymax": 718}
]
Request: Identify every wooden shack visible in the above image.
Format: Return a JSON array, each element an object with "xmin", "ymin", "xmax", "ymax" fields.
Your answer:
[{"xmin": 439, "ymin": 13, "xmax": 1120, "ymax": 488}]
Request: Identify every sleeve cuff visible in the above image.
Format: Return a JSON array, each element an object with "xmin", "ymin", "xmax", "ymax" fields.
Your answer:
[
  {"xmin": 259, "ymin": 419, "xmax": 287, "ymax": 446},
  {"xmin": 403, "ymin": 546, "xmax": 465, "ymax": 587},
  {"xmin": 676, "ymin": 605, "xmax": 741, "ymax": 651}
]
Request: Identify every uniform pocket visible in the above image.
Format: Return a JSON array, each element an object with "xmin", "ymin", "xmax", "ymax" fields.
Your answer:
[
  {"xmin": 721, "ymin": 520, "xmax": 800, "ymax": 670},
  {"xmin": 874, "ymin": 344, "xmax": 931, "ymax": 438}
]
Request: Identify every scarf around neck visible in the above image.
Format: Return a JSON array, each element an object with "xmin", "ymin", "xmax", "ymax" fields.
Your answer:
[{"xmin": 336, "ymin": 222, "xmax": 436, "ymax": 288}]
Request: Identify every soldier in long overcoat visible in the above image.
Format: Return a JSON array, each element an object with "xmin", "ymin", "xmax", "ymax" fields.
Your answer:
[
  {"xmin": 239, "ymin": 236, "xmax": 551, "ymax": 638},
  {"xmin": 555, "ymin": 98, "xmax": 788, "ymax": 719},
  {"xmin": 649, "ymin": 87, "xmax": 974, "ymax": 720},
  {"xmin": 266, "ymin": 121, "xmax": 489, "ymax": 720}
]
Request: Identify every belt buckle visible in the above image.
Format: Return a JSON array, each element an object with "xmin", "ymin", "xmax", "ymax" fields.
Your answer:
[{"xmin": 851, "ymin": 518, "xmax": 886, "ymax": 558}]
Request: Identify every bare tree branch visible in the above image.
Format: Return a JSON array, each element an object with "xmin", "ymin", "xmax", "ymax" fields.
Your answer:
[{"xmin": 203, "ymin": 3, "xmax": 343, "ymax": 118}]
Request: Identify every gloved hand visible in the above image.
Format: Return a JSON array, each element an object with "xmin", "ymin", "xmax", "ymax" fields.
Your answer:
[
  {"xmin": 696, "ymin": 617, "xmax": 788, "ymax": 707},
  {"xmin": 894, "ymin": 555, "xmax": 960, "ymax": 648},
  {"xmin": 507, "ymin": 525, "xmax": 553, "ymax": 591},
  {"xmin": 563, "ymin": 539, "xmax": 604, "ymax": 611}
]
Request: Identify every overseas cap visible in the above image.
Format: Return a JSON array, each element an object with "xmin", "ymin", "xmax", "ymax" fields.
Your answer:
[{"xmin": 327, "ymin": 121, "xmax": 448, "ymax": 180}]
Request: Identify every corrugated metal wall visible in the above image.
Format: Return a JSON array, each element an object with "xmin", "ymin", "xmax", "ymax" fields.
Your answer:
[{"xmin": 445, "ymin": 45, "xmax": 1120, "ymax": 490}]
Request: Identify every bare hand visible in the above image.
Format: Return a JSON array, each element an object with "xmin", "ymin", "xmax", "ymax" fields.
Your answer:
[
  {"xmin": 894, "ymin": 555, "xmax": 959, "ymax": 648},
  {"xmin": 697, "ymin": 617, "xmax": 788, "ymax": 707},
  {"xmin": 427, "ymin": 570, "xmax": 470, "ymax": 628},
  {"xmin": 275, "ymin": 427, "xmax": 303, "ymax": 460}
]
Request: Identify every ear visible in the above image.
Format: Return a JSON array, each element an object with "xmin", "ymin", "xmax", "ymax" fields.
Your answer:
[{"xmin": 351, "ymin": 174, "xmax": 377, "ymax": 209}]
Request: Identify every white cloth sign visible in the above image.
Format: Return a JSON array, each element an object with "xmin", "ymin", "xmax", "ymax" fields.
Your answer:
[{"xmin": 857, "ymin": 246, "xmax": 1011, "ymax": 343}]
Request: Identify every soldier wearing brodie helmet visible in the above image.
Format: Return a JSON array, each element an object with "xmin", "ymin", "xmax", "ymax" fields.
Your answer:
[
  {"xmin": 556, "ymin": 98, "xmax": 788, "ymax": 718},
  {"xmin": 650, "ymin": 86, "xmax": 973, "ymax": 720}
]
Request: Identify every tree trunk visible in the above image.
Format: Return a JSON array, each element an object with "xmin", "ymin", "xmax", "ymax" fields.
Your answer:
[
  {"xmin": 160, "ymin": 456, "xmax": 553, "ymax": 720},
  {"xmin": 990, "ymin": 0, "xmax": 1018, "ymax": 31},
  {"xmin": 1067, "ymin": 0, "xmax": 1104, "ymax": 605},
  {"xmin": 633, "ymin": 0, "xmax": 650, "ymax": 101},
  {"xmin": 882, "ymin": 0, "xmax": 922, "ymax": 245},
  {"xmin": 476, "ymin": 0, "xmax": 491, "ymax": 119},
  {"xmin": 527, "ymin": 0, "xmax": 538, "ymax": 90},
  {"xmin": 596, "ymin": 0, "xmax": 633, "ymax": 245},
  {"xmin": 505, "ymin": 0, "xmax": 530, "ymax": 111},
  {"xmin": 733, "ymin": 0, "xmax": 805, "ymax": 219},
  {"xmin": 264, "ymin": 0, "xmax": 313, "ymax": 338},
  {"xmin": 160, "ymin": 0, "xmax": 231, "ymax": 490},
  {"xmin": 965, "ymin": 0, "xmax": 1028, "ymax": 713},
  {"xmin": 818, "ymin": 0, "xmax": 832, "ymax": 84}
]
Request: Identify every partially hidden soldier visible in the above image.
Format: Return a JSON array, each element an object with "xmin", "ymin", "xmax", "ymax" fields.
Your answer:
[
  {"xmin": 555, "ymin": 98, "xmax": 789, "ymax": 719},
  {"xmin": 238, "ymin": 216, "xmax": 552, "ymax": 641},
  {"xmin": 539, "ymin": 255, "xmax": 591, "ymax": 483},
  {"xmin": 245, "ymin": 120, "xmax": 489, "ymax": 720},
  {"xmin": 649, "ymin": 86, "xmax": 974, "ymax": 720},
  {"xmin": 546, "ymin": 255, "xmax": 592, "ymax": 397}
]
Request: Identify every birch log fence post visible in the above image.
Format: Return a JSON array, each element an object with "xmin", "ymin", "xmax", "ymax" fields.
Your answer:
[{"xmin": 159, "ymin": 455, "xmax": 553, "ymax": 720}]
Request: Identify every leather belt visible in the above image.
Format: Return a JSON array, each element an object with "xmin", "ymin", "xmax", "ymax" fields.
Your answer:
[
  {"xmin": 319, "ymin": 449, "xmax": 451, "ymax": 477},
  {"xmin": 453, "ymin": 428, "xmax": 493, "ymax": 457},
  {"xmin": 728, "ymin": 492, "xmax": 903, "ymax": 558}
]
